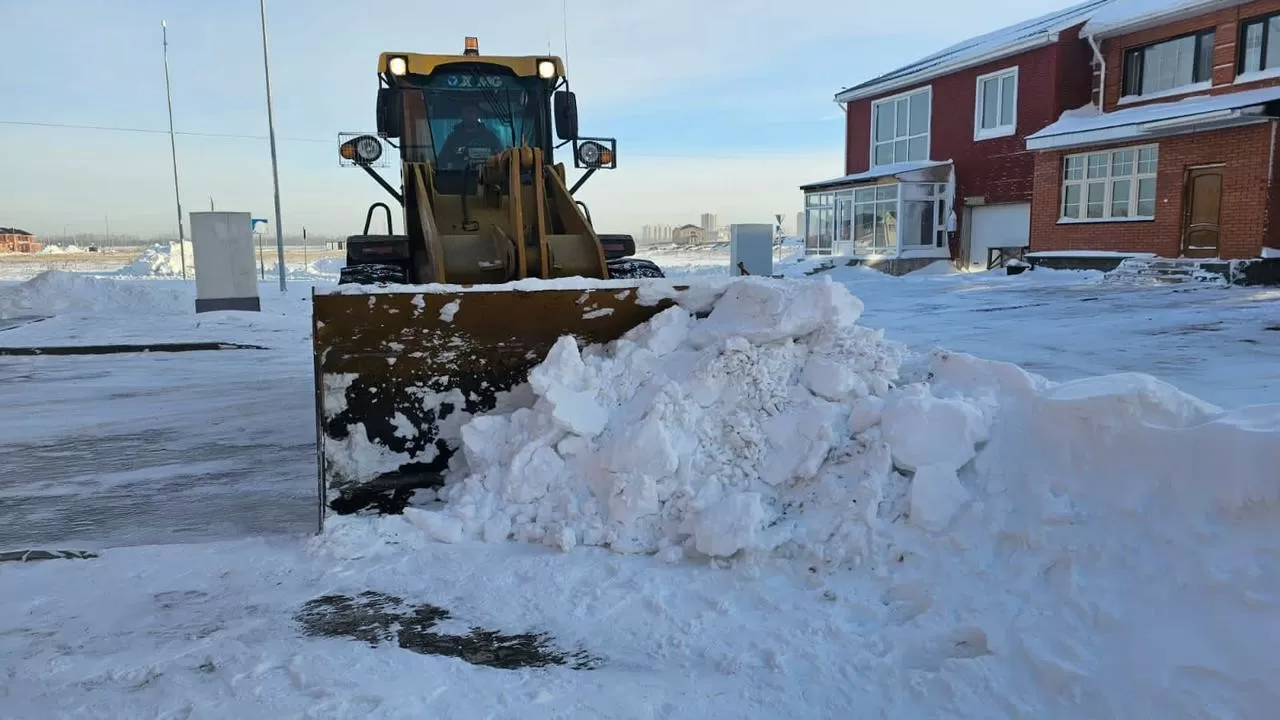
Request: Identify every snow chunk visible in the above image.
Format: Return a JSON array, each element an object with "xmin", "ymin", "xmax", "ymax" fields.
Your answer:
[
  {"xmin": 528, "ymin": 337, "xmax": 609, "ymax": 437},
  {"xmin": 880, "ymin": 384, "xmax": 990, "ymax": 472},
  {"xmin": 694, "ymin": 493, "xmax": 766, "ymax": 557},
  {"xmin": 909, "ymin": 464, "xmax": 970, "ymax": 533},
  {"xmin": 439, "ymin": 299, "xmax": 460, "ymax": 321}
]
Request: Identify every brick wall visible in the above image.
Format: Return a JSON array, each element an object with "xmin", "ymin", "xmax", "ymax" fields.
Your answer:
[
  {"xmin": 843, "ymin": 32, "xmax": 1096, "ymax": 206},
  {"xmin": 1030, "ymin": 122, "xmax": 1275, "ymax": 258},
  {"xmin": 1102, "ymin": 0, "xmax": 1280, "ymax": 110}
]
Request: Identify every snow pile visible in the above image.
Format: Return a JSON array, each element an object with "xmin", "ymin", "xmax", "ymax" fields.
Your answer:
[
  {"xmin": 0, "ymin": 270, "xmax": 190, "ymax": 317},
  {"xmin": 407, "ymin": 276, "xmax": 933, "ymax": 562},
  {"xmin": 396, "ymin": 273, "xmax": 1280, "ymax": 565},
  {"xmin": 36, "ymin": 244, "xmax": 84, "ymax": 255},
  {"xmin": 118, "ymin": 241, "xmax": 194, "ymax": 277}
]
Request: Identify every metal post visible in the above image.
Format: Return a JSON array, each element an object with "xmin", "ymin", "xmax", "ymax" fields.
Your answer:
[
  {"xmin": 258, "ymin": 0, "xmax": 287, "ymax": 291},
  {"xmin": 302, "ymin": 226, "xmax": 308, "ymax": 265},
  {"xmin": 161, "ymin": 21, "xmax": 188, "ymax": 280}
]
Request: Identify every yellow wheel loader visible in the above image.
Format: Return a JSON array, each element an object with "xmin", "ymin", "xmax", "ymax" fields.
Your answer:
[{"xmin": 313, "ymin": 38, "xmax": 676, "ymax": 522}]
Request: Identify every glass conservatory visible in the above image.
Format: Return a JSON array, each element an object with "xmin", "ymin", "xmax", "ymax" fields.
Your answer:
[{"xmin": 800, "ymin": 160, "xmax": 954, "ymax": 259}]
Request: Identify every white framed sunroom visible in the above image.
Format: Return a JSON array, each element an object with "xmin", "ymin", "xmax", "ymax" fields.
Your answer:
[{"xmin": 800, "ymin": 159, "xmax": 955, "ymax": 259}]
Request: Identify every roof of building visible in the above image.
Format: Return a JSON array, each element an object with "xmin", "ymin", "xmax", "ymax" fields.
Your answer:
[
  {"xmin": 1080, "ymin": 0, "xmax": 1248, "ymax": 38},
  {"xmin": 835, "ymin": 0, "xmax": 1113, "ymax": 103},
  {"xmin": 0, "ymin": 227, "xmax": 32, "ymax": 235},
  {"xmin": 1025, "ymin": 84, "xmax": 1280, "ymax": 149},
  {"xmin": 800, "ymin": 159, "xmax": 954, "ymax": 191}
]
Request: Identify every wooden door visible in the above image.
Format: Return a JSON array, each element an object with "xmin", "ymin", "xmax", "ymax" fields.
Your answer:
[{"xmin": 1182, "ymin": 167, "xmax": 1223, "ymax": 258}]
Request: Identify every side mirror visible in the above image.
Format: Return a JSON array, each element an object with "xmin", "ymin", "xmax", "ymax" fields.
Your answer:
[
  {"xmin": 376, "ymin": 87, "xmax": 403, "ymax": 139},
  {"xmin": 554, "ymin": 90, "xmax": 579, "ymax": 141}
]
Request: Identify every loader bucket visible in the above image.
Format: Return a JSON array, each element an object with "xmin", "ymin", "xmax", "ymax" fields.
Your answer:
[{"xmin": 312, "ymin": 283, "xmax": 682, "ymax": 517}]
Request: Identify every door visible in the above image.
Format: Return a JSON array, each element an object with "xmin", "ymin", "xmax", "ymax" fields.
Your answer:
[
  {"xmin": 1182, "ymin": 166, "xmax": 1223, "ymax": 258},
  {"xmin": 968, "ymin": 202, "xmax": 1031, "ymax": 268}
]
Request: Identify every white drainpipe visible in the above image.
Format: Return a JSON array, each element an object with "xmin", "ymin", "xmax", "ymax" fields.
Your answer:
[{"xmin": 1086, "ymin": 33, "xmax": 1105, "ymax": 113}]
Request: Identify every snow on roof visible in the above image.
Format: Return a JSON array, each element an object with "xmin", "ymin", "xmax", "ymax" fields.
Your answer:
[
  {"xmin": 1080, "ymin": 0, "xmax": 1248, "ymax": 38},
  {"xmin": 835, "ymin": 0, "xmax": 1113, "ymax": 103},
  {"xmin": 800, "ymin": 159, "xmax": 953, "ymax": 191},
  {"xmin": 1025, "ymin": 84, "xmax": 1280, "ymax": 149}
]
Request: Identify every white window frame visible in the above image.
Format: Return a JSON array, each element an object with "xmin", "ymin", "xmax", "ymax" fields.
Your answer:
[
  {"xmin": 869, "ymin": 86, "xmax": 932, "ymax": 168},
  {"xmin": 1059, "ymin": 144, "xmax": 1159, "ymax": 223},
  {"xmin": 973, "ymin": 66, "xmax": 1018, "ymax": 140}
]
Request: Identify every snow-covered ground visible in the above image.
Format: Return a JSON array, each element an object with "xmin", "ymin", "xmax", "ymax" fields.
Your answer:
[{"xmin": 1, "ymin": 244, "xmax": 1278, "ymax": 718}]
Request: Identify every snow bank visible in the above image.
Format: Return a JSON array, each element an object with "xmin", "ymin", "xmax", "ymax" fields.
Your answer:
[
  {"xmin": 0, "ymin": 270, "xmax": 189, "ymax": 317},
  {"xmin": 368, "ymin": 274, "xmax": 1280, "ymax": 715},
  {"xmin": 387, "ymin": 275, "xmax": 1279, "ymax": 566},
  {"xmin": 36, "ymin": 244, "xmax": 85, "ymax": 255},
  {"xmin": 408, "ymin": 276, "xmax": 928, "ymax": 562},
  {"xmin": 118, "ymin": 241, "xmax": 194, "ymax": 277}
]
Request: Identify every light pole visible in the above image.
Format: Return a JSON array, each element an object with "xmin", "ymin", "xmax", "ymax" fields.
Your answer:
[
  {"xmin": 258, "ymin": 0, "xmax": 287, "ymax": 291},
  {"xmin": 161, "ymin": 20, "xmax": 188, "ymax": 280}
]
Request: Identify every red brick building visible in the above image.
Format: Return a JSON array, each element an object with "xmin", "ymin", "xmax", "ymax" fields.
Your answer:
[
  {"xmin": 801, "ymin": 0, "xmax": 1111, "ymax": 268},
  {"xmin": 1026, "ymin": 0, "xmax": 1280, "ymax": 259},
  {"xmin": 804, "ymin": 0, "xmax": 1280, "ymax": 265},
  {"xmin": 0, "ymin": 228, "xmax": 42, "ymax": 254}
]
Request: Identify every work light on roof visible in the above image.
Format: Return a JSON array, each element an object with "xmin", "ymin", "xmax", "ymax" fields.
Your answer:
[
  {"xmin": 537, "ymin": 60, "xmax": 556, "ymax": 79},
  {"xmin": 388, "ymin": 56, "xmax": 407, "ymax": 76}
]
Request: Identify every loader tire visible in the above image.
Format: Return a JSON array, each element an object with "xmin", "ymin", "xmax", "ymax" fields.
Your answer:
[
  {"xmin": 338, "ymin": 263, "xmax": 408, "ymax": 286},
  {"xmin": 607, "ymin": 257, "xmax": 665, "ymax": 279}
]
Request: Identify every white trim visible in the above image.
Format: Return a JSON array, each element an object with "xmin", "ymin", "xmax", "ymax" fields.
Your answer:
[
  {"xmin": 1235, "ymin": 67, "xmax": 1280, "ymax": 85},
  {"xmin": 1026, "ymin": 113, "xmax": 1269, "ymax": 150},
  {"xmin": 1140, "ymin": 108, "xmax": 1240, "ymax": 131},
  {"xmin": 973, "ymin": 66, "xmax": 1019, "ymax": 141},
  {"xmin": 835, "ymin": 32, "xmax": 1059, "ymax": 103},
  {"xmin": 1059, "ymin": 144, "xmax": 1159, "ymax": 222},
  {"xmin": 1083, "ymin": 0, "xmax": 1248, "ymax": 40},
  {"xmin": 869, "ymin": 86, "xmax": 932, "ymax": 168},
  {"xmin": 1118, "ymin": 81, "xmax": 1211, "ymax": 106}
]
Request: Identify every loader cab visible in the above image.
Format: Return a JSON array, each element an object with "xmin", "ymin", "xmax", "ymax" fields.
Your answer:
[{"xmin": 335, "ymin": 42, "xmax": 634, "ymax": 287}]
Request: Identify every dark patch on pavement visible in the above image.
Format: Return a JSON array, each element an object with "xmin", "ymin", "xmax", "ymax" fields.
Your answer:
[
  {"xmin": 0, "ymin": 549, "xmax": 98, "ymax": 563},
  {"xmin": 0, "ymin": 342, "xmax": 266, "ymax": 356},
  {"xmin": 0, "ymin": 316, "xmax": 52, "ymax": 333},
  {"xmin": 295, "ymin": 590, "xmax": 601, "ymax": 670}
]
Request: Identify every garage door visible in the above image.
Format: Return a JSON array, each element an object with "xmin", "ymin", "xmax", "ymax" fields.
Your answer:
[{"xmin": 968, "ymin": 202, "xmax": 1030, "ymax": 269}]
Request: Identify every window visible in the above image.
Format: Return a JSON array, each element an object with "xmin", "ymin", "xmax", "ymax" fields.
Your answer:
[
  {"xmin": 1239, "ymin": 13, "xmax": 1280, "ymax": 75},
  {"xmin": 1122, "ymin": 30, "xmax": 1214, "ymax": 97},
  {"xmin": 850, "ymin": 185, "xmax": 899, "ymax": 249},
  {"xmin": 1060, "ymin": 145, "xmax": 1158, "ymax": 221},
  {"xmin": 805, "ymin": 192, "xmax": 835, "ymax": 254},
  {"xmin": 871, "ymin": 88, "xmax": 930, "ymax": 167},
  {"xmin": 974, "ymin": 67, "xmax": 1017, "ymax": 139},
  {"xmin": 901, "ymin": 182, "xmax": 949, "ymax": 247}
]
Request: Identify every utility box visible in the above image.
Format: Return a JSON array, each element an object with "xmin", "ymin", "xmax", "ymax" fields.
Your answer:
[
  {"xmin": 729, "ymin": 223, "xmax": 774, "ymax": 277},
  {"xmin": 190, "ymin": 211, "xmax": 261, "ymax": 313}
]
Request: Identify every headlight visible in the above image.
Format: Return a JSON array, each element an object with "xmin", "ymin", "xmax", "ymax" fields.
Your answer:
[
  {"xmin": 354, "ymin": 135, "xmax": 382, "ymax": 163},
  {"xmin": 340, "ymin": 134, "xmax": 383, "ymax": 165},
  {"xmin": 577, "ymin": 140, "xmax": 602, "ymax": 166},
  {"xmin": 537, "ymin": 59, "xmax": 556, "ymax": 79},
  {"xmin": 388, "ymin": 56, "xmax": 407, "ymax": 76}
]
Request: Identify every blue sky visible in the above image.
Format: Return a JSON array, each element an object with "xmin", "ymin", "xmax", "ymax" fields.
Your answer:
[{"xmin": 1, "ymin": 0, "xmax": 1083, "ymax": 239}]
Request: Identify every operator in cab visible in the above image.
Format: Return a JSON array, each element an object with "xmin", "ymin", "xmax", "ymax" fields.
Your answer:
[{"xmin": 438, "ymin": 102, "xmax": 505, "ymax": 168}]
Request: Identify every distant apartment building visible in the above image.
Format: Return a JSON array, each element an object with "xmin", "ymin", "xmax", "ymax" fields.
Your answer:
[
  {"xmin": 0, "ymin": 227, "xmax": 42, "ymax": 253},
  {"xmin": 700, "ymin": 213, "xmax": 717, "ymax": 242}
]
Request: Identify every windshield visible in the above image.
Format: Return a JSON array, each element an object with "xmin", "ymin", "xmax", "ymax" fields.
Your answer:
[{"xmin": 400, "ymin": 64, "xmax": 546, "ymax": 171}]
